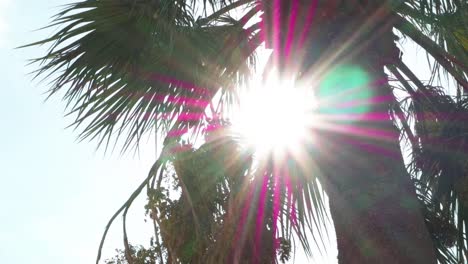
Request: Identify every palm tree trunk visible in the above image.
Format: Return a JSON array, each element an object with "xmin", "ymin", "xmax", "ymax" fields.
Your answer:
[
  {"xmin": 316, "ymin": 58, "xmax": 437, "ymax": 264},
  {"xmin": 264, "ymin": 1, "xmax": 438, "ymax": 262}
]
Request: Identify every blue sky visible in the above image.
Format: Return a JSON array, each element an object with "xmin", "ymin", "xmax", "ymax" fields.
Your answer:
[
  {"xmin": 1, "ymin": 1, "xmax": 156, "ymax": 263},
  {"xmin": 0, "ymin": 1, "xmax": 442, "ymax": 263}
]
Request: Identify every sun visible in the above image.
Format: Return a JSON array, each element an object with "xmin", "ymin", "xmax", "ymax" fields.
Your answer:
[{"xmin": 232, "ymin": 76, "xmax": 317, "ymax": 156}]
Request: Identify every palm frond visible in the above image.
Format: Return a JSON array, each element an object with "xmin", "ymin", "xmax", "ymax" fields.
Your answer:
[
  {"xmin": 392, "ymin": 83, "xmax": 468, "ymax": 263},
  {"xmin": 25, "ymin": 0, "xmax": 258, "ymax": 152},
  {"xmin": 415, "ymin": 91, "xmax": 468, "ymax": 262},
  {"xmin": 396, "ymin": 1, "xmax": 468, "ymax": 94}
]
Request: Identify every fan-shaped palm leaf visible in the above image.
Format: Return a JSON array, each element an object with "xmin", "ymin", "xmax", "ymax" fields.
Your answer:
[
  {"xmin": 405, "ymin": 86, "xmax": 468, "ymax": 261},
  {"xmin": 25, "ymin": 0, "xmax": 259, "ymax": 152}
]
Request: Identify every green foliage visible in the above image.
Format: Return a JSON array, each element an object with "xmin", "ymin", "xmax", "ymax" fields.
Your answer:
[
  {"xmin": 140, "ymin": 132, "xmax": 298, "ymax": 263},
  {"xmin": 405, "ymin": 86, "xmax": 468, "ymax": 261},
  {"xmin": 277, "ymin": 237, "xmax": 292, "ymax": 263},
  {"xmin": 25, "ymin": 0, "xmax": 259, "ymax": 152},
  {"xmin": 105, "ymin": 243, "xmax": 161, "ymax": 264}
]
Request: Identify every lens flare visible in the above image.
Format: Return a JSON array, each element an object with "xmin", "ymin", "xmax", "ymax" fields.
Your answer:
[{"xmin": 317, "ymin": 65, "xmax": 373, "ymax": 120}]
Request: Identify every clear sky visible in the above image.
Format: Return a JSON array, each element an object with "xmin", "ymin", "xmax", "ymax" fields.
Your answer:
[
  {"xmin": 1, "ymin": 1, "xmax": 157, "ymax": 263},
  {"xmin": 0, "ymin": 1, "xmax": 439, "ymax": 263}
]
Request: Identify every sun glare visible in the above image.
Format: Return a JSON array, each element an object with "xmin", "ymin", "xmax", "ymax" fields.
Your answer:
[{"xmin": 233, "ymin": 77, "xmax": 316, "ymax": 156}]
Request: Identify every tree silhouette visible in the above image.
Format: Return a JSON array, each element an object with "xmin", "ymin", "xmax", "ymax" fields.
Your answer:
[{"xmin": 27, "ymin": 0, "xmax": 467, "ymax": 263}]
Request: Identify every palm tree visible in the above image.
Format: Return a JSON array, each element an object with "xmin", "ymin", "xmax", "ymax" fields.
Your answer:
[{"xmin": 27, "ymin": 0, "xmax": 467, "ymax": 263}]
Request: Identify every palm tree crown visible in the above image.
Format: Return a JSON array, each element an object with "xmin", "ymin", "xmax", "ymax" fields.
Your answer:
[{"xmin": 27, "ymin": 0, "xmax": 467, "ymax": 263}]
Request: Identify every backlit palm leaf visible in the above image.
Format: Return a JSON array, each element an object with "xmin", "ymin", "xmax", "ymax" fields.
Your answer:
[
  {"xmin": 396, "ymin": 1, "xmax": 467, "ymax": 93},
  {"xmin": 405, "ymin": 86, "xmax": 468, "ymax": 261},
  {"xmin": 26, "ymin": 0, "xmax": 257, "ymax": 152}
]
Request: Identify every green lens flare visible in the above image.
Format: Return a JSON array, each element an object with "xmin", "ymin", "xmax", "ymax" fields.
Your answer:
[{"xmin": 318, "ymin": 65, "xmax": 373, "ymax": 119}]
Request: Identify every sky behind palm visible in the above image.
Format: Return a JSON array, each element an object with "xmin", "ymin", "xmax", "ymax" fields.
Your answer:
[
  {"xmin": 1, "ymin": 1, "xmax": 159, "ymax": 263},
  {"xmin": 0, "ymin": 1, "xmax": 440, "ymax": 263}
]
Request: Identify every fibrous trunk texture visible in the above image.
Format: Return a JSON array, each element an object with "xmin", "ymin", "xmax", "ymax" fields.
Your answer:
[
  {"xmin": 264, "ymin": 1, "xmax": 439, "ymax": 263},
  {"xmin": 318, "ymin": 65, "xmax": 437, "ymax": 263}
]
